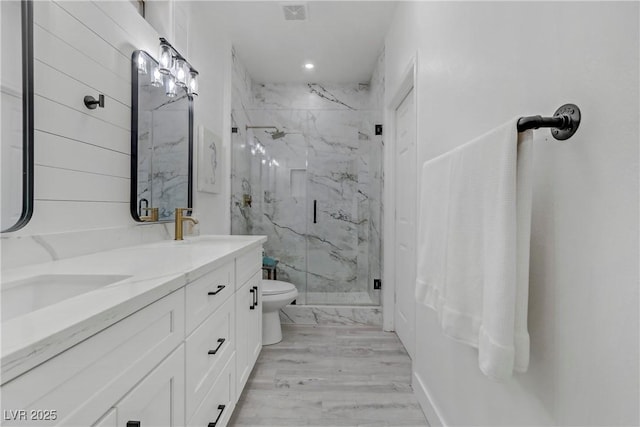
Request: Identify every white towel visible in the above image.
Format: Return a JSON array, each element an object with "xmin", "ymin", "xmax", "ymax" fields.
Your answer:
[{"xmin": 415, "ymin": 119, "xmax": 533, "ymax": 380}]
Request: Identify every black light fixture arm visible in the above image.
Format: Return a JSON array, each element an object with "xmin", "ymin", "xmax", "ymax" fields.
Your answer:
[{"xmin": 517, "ymin": 103, "xmax": 581, "ymax": 141}]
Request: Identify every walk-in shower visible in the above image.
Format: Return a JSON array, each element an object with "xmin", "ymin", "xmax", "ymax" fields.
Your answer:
[{"xmin": 230, "ymin": 54, "xmax": 384, "ymax": 310}]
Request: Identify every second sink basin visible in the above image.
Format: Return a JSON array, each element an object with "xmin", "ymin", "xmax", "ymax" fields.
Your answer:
[{"xmin": 1, "ymin": 274, "xmax": 132, "ymax": 322}]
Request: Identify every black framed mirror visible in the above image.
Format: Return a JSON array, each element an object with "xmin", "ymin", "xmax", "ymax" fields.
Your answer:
[
  {"xmin": 1, "ymin": 0, "xmax": 34, "ymax": 232},
  {"xmin": 131, "ymin": 50, "xmax": 193, "ymax": 223}
]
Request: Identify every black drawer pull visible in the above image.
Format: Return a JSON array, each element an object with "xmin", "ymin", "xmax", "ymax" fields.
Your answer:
[
  {"xmin": 208, "ymin": 338, "xmax": 225, "ymax": 355},
  {"xmin": 208, "ymin": 285, "xmax": 226, "ymax": 296},
  {"xmin": 126, "ymin": 422, "xmax": 140, "ymax": 427},
  {"xmin": 249, "ymin": 288, "xmax": 255, "ymax": 310},
  {"xmin": 208, "ymin": 404, "xmax": 226, "ymax": 427},
  {"xmin": 252, "ymin": 285, "xmax": 259, "ymax": 307}
]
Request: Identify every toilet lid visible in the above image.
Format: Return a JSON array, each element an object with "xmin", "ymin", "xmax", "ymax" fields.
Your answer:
[{"xmin": 262, "ymin": 280, "xmax": 296, "ymax": 296}]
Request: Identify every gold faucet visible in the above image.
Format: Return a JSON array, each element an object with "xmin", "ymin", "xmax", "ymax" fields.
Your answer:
[
  {"xmin": 140, "ymin": 207, "xmax": 159, "ymax": 222},
  {"xmin": 175, "ymin": 208, "xmax": 199, "ymax": 240}
]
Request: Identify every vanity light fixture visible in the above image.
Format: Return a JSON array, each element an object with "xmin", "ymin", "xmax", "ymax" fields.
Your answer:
[
  {"xmin": 152, "ymin": 38, "xmax": 199, "ymax": 97},
  {"xmin": 304, "ymin": 62, "xmax": 314, "ymax": 69}
]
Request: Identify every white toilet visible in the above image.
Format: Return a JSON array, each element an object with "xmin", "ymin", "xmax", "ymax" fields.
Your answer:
[{"xmin": 261, "ymin": 280, "xmax": 298, "ymax": 345}]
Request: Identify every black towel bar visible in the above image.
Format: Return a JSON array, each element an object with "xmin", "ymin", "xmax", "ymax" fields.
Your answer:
[{"xmin": 517, "ymin": 103, "xmax": 581, "ymax": 140}]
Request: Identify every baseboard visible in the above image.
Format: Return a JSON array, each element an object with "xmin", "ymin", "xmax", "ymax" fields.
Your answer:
[{"xmin": 413, "ymin": 371, "xmax": 447, "ymax": 427}]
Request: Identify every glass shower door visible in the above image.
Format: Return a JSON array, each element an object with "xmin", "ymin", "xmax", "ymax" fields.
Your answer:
[
  {"xmin": 304, "ymin": 109, "xmax": 379, "ymax": 306},
  {"xmin": 247, "ymin": 129, "xmax": 309, "ymax": 304}
]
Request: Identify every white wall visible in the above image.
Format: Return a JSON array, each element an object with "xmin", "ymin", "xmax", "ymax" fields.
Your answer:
[
  {"xmin": 188, "ymin": 4, "xmax": 232, "ymax": 235},
  {"xmin": 384, "ymin": 2, "xmax": 639, "ymax": 426},
  {"xmin": 1, "ymin": 0, "xmax": 232, "ymax": 268}
]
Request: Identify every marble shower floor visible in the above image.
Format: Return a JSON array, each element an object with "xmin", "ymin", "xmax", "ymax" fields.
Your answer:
[{"xmin": 229, "ymin": 324, "xmax": 429, "ymax": 427}]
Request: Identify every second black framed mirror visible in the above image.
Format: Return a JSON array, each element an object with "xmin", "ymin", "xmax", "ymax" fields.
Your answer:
[{"xmin": 130, "ymin": 50, "xmax": 193, "ymax": 223}]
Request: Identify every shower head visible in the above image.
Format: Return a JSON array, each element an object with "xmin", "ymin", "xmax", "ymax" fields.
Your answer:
[
  {"xmin": 245, "ymin": 125, "xmax": 286, "ymax": 140},
  {"xmin": 270, "ymin": 130, "xmax": 286, "ymax": 140}
]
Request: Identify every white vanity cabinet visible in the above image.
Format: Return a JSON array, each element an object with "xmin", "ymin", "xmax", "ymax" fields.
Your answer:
[
  {"xmin": 0, "ymin": 242, "xmax": 264, "ymax": 427},
  {"xmin": 0, "ymin": 289, "xmax": 185, "ymax": 427}
]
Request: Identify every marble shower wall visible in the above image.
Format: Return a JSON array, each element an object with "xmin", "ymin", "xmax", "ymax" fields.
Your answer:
[{"xmin": 231, "ymin": 52, "xmax": 384, "ymax": 306}]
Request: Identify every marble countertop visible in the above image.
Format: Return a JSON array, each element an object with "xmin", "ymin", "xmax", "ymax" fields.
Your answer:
[{"xmin": 0, "ymin": 235, "xmax": 267, "ymax": 383}]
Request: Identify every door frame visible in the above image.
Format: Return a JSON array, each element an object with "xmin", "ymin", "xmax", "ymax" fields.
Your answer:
[{"xmin": 383, "ymin": 54, "xmax": 418, "ymax": 331}]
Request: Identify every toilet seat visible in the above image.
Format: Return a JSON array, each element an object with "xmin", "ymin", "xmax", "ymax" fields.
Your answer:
[{"xmin": 262, "ymin": 280, "xmax": 296, "ymax": 296}]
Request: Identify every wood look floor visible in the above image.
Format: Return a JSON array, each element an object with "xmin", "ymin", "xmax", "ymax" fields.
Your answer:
[{"xmin": 229, "ymin": 324, "xmax": 429, "ymax": 427}]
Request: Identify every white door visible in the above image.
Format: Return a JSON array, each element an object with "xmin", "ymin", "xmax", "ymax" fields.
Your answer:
[{"xmin": 394, "ymin": 88, "xmax": 416, "ymax": 359}]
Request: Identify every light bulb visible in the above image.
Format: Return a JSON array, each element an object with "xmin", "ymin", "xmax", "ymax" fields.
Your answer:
[
  {"xmin": 137, "ymin": 53, "xmax": 147, "ymax": 75},
  {"xmin": 174, "ymin": 58, "xmax": 187, "ymax": 87},
  {"xmin": 165, "ymin": 74, "xmax": 177, "ymax": 97},
  {"xmin": 150, "ymin": 66, "xmax": 162, "ymax": 87},
  {"xmin": 188, "ymin": 70, "xmax": 199, "ymax": 96},
  {"xmin": 158, "ymin": 42, "xmax": 173, "ymax": 74}
]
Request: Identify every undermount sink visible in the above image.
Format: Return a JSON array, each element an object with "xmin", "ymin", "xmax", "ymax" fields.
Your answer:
[{"xmin": 1, "ymin": 274, "xmax": 132, "ymax": 322}]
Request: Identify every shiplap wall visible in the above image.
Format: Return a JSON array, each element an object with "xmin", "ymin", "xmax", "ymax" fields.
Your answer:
[
  {"xmin": 13, "ymin": 0, "xmax": 158, "ymax": 235},
  {"xmin": 2, "ymin": 0, "xmax": 232, "ymax": 267}
]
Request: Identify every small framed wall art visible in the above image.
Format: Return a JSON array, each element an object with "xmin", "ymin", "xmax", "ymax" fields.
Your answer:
[{"xmin": 198, "ymin": 125, "xmax": 225, "ymax": 194}]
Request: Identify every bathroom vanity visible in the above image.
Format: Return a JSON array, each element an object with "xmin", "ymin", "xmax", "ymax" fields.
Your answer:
[{"xmin": 0, "ymin": 235, "xmax": 265, "ymax": 426}]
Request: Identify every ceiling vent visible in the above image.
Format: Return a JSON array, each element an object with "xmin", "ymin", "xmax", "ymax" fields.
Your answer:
[{"xmin": 282, "ymin": 4, "xmax": 307, "ymax": 21}]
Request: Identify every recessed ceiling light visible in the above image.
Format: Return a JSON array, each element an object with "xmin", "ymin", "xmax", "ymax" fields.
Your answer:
[{"xmin": 304, "ymin": 63, "xmax": 314, "ymax": 70}]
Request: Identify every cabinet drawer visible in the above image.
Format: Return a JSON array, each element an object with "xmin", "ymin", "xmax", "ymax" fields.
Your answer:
[
  {"xmin": 188, "ymin": 355, "xmax": 236, "ymax": 427},
  {"xmin": 1, "ymin": 289, "xmax": 185, "ymax": 426},
  {"xmin": 186, "ymin": 261, "xmax": 234, "ymax": 334},
  {"xmin": 235, "ymin": 247, "xmax": 261, "ymax": 289},
  {"xmin": 185, "ymin": 297, "xmax": 235, "ymax": 420}
]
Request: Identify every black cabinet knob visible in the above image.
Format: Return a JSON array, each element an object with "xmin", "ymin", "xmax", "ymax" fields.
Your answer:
[{"xmin": 126, "ymin": 422, "xmax": 140, "ymax": 427}]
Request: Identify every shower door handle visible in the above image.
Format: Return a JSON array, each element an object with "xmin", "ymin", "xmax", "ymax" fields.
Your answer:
[{"xmin": 313, "ymin": 200, "xmax": 317, "ymax": 224}]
